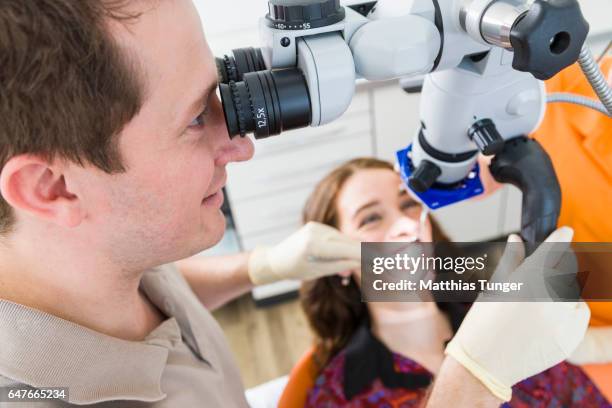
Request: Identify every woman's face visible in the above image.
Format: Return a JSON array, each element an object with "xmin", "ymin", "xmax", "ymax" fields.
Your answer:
[{"xmin": 336, "ymin": 168, "xmax": 433, "ymax": 243}]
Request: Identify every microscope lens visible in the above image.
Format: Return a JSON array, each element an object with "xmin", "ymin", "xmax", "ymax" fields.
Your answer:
[{"xmin": 219, "ymin": 68, "xmax": 312, "ymax": 139}]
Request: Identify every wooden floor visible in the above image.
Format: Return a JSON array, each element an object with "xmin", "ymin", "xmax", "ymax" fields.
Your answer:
[{"xmin": 213, "ymin": 294, "xmax": 313, "ymax": 388}]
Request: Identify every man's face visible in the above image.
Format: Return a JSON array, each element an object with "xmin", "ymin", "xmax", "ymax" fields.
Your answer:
[{"xmin": 68, "ymin": 0, "xmax": 254, "ymax": 270}]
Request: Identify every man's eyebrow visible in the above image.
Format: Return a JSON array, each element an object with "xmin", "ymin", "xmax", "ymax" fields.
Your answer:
[
  {"xmin": 352, "ymin": 200, "xmax": 379, "ymax": 220},
  {"xmin": 187, "ymin": 79, "xmax": 218, "ymax": 117}
]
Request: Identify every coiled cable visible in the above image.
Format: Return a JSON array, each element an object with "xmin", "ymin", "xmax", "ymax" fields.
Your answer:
[
  {"xmin": 576, "ymin": 45, "xmax": 612, "ymax": 116},
  {"xmin": 547, "ymin": 92, "xmax": 609, "ymax": 115}
]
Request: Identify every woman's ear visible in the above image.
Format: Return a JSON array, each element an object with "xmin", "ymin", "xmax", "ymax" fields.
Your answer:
[
  {"xmin": 475, "ymin": 154, "xmax": 503, "ymax": 199},
  {"xmin": 0, "ymin": 155, "xmax": 84, "ymax": 228}
]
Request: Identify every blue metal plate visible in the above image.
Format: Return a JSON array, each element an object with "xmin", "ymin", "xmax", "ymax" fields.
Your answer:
[{"xmin": 396, "ymin": 144, "xmax": 484, "ymax": 210}]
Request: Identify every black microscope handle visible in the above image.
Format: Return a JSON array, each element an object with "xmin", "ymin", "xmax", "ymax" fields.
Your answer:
[{"xmin": 489, "ymin": 136, "xmax": 561, "ymax": 252}]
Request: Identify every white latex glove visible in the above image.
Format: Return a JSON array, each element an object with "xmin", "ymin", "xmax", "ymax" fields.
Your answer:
[
  {"xmin": 247, "ymin": 222, "xmax": 361, "ymax": 285},
  {"xmin": 485, "ymin": 232, "xmax": 580, "ymax": 301},
  {"xmin": 445, "ymin": 227, "xmax": 590, "ymax": 402},
  {"xmin": 568, "ymin": 326, "xmax": 612, "ymax": 365}
]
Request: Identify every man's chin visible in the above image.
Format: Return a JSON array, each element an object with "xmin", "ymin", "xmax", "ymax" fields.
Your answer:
[
  {"xmin": 198, "ymin": 212, "xmax": 227, "ymax": 251},
  {"xmin": 146, "ymin": 213, "xmax": 228, "ymax": 268}
]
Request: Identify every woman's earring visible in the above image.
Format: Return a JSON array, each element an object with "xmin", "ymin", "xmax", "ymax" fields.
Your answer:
[{"xmin": 341, "ymin": 276, "xmax": 350, "ymax": 286}]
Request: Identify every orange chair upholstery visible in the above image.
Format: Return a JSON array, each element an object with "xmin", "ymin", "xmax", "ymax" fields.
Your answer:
[
  {"xmin": 531, "ymin": 57, "xmax": 612, "ymax": 401},
  {"xmin": 278, "ymin": 347, "xmax": 318, "ymax": 408}
]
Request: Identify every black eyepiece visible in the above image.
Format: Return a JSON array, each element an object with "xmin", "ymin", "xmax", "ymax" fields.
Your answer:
[
  {"xmin": 216, "ymin": 47, "xmax": 267, "ymax": 84},
  {"xmin": 219, "ymin": 68, "xmax": 311, "ymax": 139}
]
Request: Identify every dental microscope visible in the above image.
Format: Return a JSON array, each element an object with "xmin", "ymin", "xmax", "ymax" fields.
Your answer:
[{"xmin": 214, "ymin": 0, "xmax": 611, "ymax": 244}]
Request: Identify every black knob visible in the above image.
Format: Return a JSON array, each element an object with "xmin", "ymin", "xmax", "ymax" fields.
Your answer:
[
  {"xmin": 266, "ymin": 0, "xmax": 345, "ymax": 30},
  {"xmin": 510, "ymin": 0, "xmax": 589, "ymax": 80},
  {"xmin": 216, "ymin": 47, "xmax": 266, "ymax": 84},
  {"xmin": 409, "ymin": 160, "xmax": 441, "ymax": 193},
  {"xmin": 468, "ymin": 118, "xmax": 505, "ymax": 156}
]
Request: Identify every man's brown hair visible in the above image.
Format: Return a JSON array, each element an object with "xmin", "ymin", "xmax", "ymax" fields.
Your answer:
[{"xmin": 0, "ymin": 0, "xmax": 145, "ymax": 233}]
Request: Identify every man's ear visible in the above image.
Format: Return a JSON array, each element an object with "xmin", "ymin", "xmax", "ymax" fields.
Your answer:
[{"xmin": 0, "ymin": 155, "xmax": 84, "ymax": 228}]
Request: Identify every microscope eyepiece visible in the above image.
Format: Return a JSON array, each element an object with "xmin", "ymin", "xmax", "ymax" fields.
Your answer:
[
  {"xmin": 216, "ymin": 47, "xmax": 267, "ymax": 84},
  {"xmin": 219, "ymin": 69, "xmax": 311, "ymax": 139},
  {"xmin": 215, "ymin": 0, "xmax": 351, "ymax": 139}
]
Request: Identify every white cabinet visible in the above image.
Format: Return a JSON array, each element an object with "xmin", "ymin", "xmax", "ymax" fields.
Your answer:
[
  {"xmin": 193, "ymin": 0, "xmax": 269, "ymax": 56},
  {"xmin": 370, "ymin": 83, "xmax": 422, "ymax": 162}
]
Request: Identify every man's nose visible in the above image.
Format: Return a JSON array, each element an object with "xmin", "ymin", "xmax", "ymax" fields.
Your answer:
[
  {"xmin": 214, "ymin": 133, "xmax": 255, "ymax": 167},
  {"xmin": 386, "ymin": 215, "xmax": 420, "ymax": 242}
]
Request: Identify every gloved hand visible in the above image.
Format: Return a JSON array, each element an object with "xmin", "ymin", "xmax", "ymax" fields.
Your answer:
[
  {"xmin": 445, "ymin": 227, "xmax": 590, "ymax": 402},
  {"xmin": 568, "ymin": 326, "xmax": 612, "ymax": 365},
  {"xmin": 247, "ymin": 222, "xmax": 361, "ymax": 285},
  {"xmin": 484, "ymin": 231, "xmax": 580, "ymax": 301}
]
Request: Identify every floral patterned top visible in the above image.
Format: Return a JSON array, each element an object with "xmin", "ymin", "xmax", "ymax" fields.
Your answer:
[{"xmin": 305, "ymin": 324, "xmax": 610, "ymax": 408}]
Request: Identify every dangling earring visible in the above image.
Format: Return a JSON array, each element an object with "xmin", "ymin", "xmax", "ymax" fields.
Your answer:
[{"xmin": 341, "ymin": 276, "xmax": 350, "ymax": 286}]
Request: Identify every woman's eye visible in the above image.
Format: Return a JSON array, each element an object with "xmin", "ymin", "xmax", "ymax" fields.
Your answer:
[
  {"xmin": 400, "ymin": 201, "xmax": 418, "ymax": 210},
  {"xmin": 401, "ymin": 200, "xmax": 419, "ymax": 211},
  {"xmin": 401, "ymin": 200, "xmax": 422, "ymax": 218},
  {"xmin": 359, "ymin": 213, "xmax": 382, "ymax": 228}
]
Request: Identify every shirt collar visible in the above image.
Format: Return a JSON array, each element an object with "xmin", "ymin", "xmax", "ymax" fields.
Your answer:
[
  {"xmin": 342, "ymin": 321, "xmax": 433, "ymax": 401},
  {"xmin": 0, "ymin": 265, "xmax": 191, "ymax": 405},
  {"xmin": 342, "ymin": 300, "xmax": 468, "ymax": 401}
]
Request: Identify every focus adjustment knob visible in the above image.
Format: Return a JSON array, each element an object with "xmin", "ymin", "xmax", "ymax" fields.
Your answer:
[
  {"xmin": 409, "ymin": 160, "xmax": 441, "ymax": 193},
  {"xmin": 266, "ymin": 0, "xmax": 345, "ymax": 30},
  {"xmin": 468, "ymin": 118, "xmax": 504, "ymax": 156},
  {"xmin": 510, "ymin": 0, "xmax": 589, "ymax": 80}
]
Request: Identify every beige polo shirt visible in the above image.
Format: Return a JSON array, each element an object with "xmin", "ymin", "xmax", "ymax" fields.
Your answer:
[{"xmin": 0, "ymin": 264, "xmax": 249, "ymax": 407}]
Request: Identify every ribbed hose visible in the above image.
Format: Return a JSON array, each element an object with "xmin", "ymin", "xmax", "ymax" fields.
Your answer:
[
  {"xmin": 547, "ymin": 92, "xmax": 609, "ymax": 115},
  {"xmin": 577, "ymin": 45, "xmax": 612, "ymax": 116}
]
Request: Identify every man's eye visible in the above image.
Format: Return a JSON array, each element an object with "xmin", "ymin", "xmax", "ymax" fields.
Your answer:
[{"xmin": 189, "ymin": 107, "xmax": 209, "ymax": 129}]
